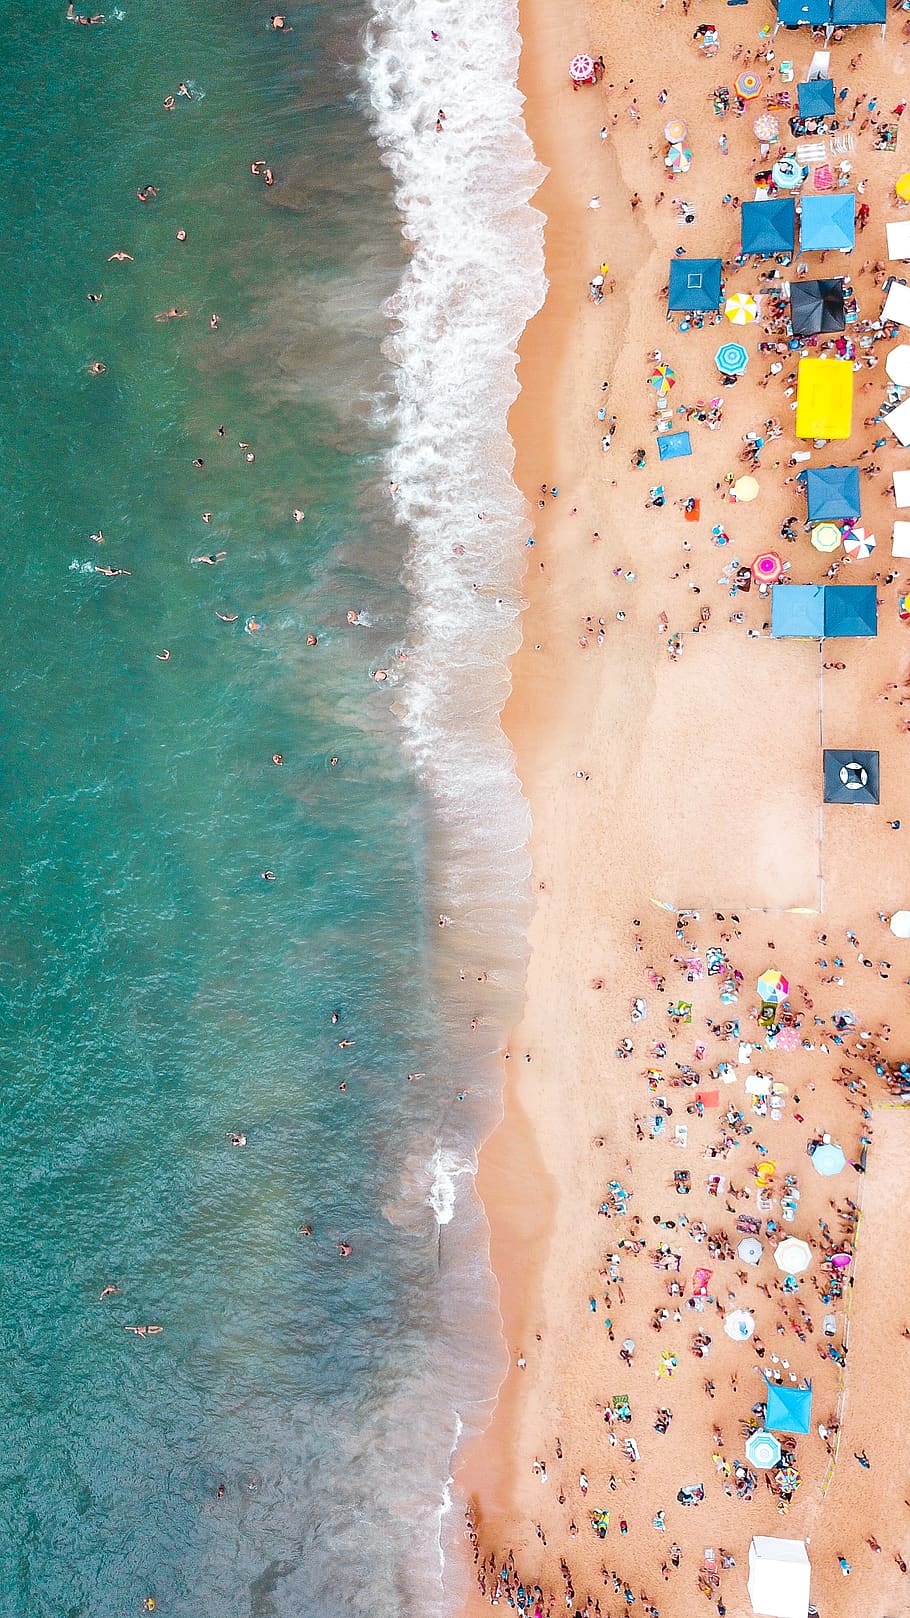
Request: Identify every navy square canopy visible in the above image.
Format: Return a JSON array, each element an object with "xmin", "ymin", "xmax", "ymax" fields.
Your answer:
[
  {"xmin": 797, "ymin": 78, "xmax": 836, "ymax": 118},
  {"xmin": 741, "ymin": 198, "xmax": 796, "ymax": 256},
  {"xmin": 823, "ymin": 585, "xmax": 877, "ymax": 637},
  {"xmin": 804, "ymin": 465, "xmax": 861, "ymax": 521},
  {"xmin": 823, "ymin": 750, "xmax": 880, "ymax": 804},
  {"xmin": 667, "ymin": 258, "xmax": 723, "ymax": 313},
  {"xmin": 789, "ymin": 277, "xmax": 846, "ymax": 335}
]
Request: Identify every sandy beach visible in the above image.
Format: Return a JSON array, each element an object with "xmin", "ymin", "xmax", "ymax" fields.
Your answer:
[{"xmin": 457, "ymin": 1, "xmax": 910, "ymax": 1614}]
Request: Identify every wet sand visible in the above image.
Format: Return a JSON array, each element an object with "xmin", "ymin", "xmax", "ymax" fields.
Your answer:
[{"xmin": 458, "ymin": 0, "xmax": 910, "ymax": 1613}]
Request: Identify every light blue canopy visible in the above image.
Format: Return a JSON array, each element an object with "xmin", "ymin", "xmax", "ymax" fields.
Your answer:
[
  {"xmin": 831, "ymin": 0, "xmax": 885, "ymax": 21},
  {"xmin": 667, "ymin": 258, "xmax": 723, "ymax": 313},
  {"xmin": 771, "ymin": 584, "xmax": 824, "ymax": 638},
  {"xmin": 777, "ymin": 0, "xmax": 830, "ymax": 23},
  {"xmin": 804, "ymin": 464, "xmax": 860, "ymax": 521},
  {"xmin": 800, "ymin": 194, "xmax": 855, "ymax": 252},
  {"xmin": 742, "ymin": 198, "xmax": 796, "ymax": 256},
  {"xmin": 765, "ymin": 1380, "xmax": 813, "ymax": 1435}
]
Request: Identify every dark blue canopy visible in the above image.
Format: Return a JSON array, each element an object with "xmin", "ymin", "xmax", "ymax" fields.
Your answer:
[
  {"xmin": 804, "ymin": 465, "xmax": 861, "ymax": 520},
  {"xmin": 824, "ymin": 585, "xmax": 877, "ymax": 637},
  {"xmin": 667, "ymin": 258, "xmax": 723, "ymax": 313},
  {"xmin": 797, "ymin": 78, "xmax": 836, "ymax": 117},
  {"xmin": 824, "ymin": 750, "xmax": 880, "ymax": 804},
  {"xmin": 777, "ymin": 0, "xmax": 831, "ymax": 24},
  {"xmin": 741, "ymin": 198, "xmax": 796, "ymax": 256},
  {"xmin": 831, "ymin": 0, "xmax": 885, "ymax": 21}
]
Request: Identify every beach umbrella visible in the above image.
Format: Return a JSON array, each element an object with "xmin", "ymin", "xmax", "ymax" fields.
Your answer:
[
  {"xmin": 736, "ymin": 72, "xmax": 762, "ymax": 99},
  {"xmin": 886, "ymin": 345, "xmax": 910, "ymax": 385},
  {"xmin": 649, "ymin": 363, "xmax": 676, "ymax": 393},
  {"xmin": 664, "ymin": 119, "xmax": 688, "ymax": 143},
  {"xmin": 569, "ymin": 54, "xmax": 596, "ymax": 83},
  {"xmin": 716, "ymin": 341, "xmax": 749, "ymax": 375},
  {"xmin": 724, "ymin": 1309, "xmax": 755, "ymax": 1341},
  {"xmin": 897, "ymin": 172, "xmax": 910, "ymax": 202},
  {"xmin": 745, "ymin": 1430, "xmax": 782, "ymax": 1469},
  {"xmin": 752, "ymin": 551, "xmax": 783, "ymax": 583},
  {"xmin": 774, "ymin": 1237, "xmax": 812, "ymax": 1274},
  {"xmin": 811, "ymin": 522, "xmax": 841, "ymax": 553},
  {"xmin": 757, "ymin": 969, "xmax": 789, "ymax": 1002},
  {"xmin": 842, "ymin": 527, "xmax": 875, "ymax": 560},
  {"xmin": 738, "ymin": 1237, "xmax": 763, "ymax": 1266},
  {"xmin": 753, "ymin": 112, "xmax": 780, "ymax": 142},
  {"xmin": 830, "ymin": 1251, "xmax": 853, "ymax": 1268},
  {"xmin": 810, "ymin": 1140, "xmax": 846, "ymax": 1176},
  {"xmin": 901, "ymin": 592, "xmax": 910, "ymax": 621},
  {"xmin": 772, "ymin": 155, "xmax": 805, "ymax": 190},
  {"xmin": 666, "ymin": 144, "xmax": 692, "ymax": 172},
  {"xmin": 725, "ymin": 293, "xmax": 758, "ymax": 324},
  {"xmin": 775, "ymin": 1025, "xmax": 802, "ymax": 1052},
  {"xmin": 890, "ymin": 910, "xmax": 910, "ymax": 937},
  {"xmin": 733, "ymin": 474, "xmax": 759, "ymax": 501}
]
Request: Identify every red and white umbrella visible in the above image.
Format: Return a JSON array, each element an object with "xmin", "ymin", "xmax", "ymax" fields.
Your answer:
[
  {"xmin": 569, "ymin": 54, "xmax": 596, "ymax": 83},
  {"xmin": 842, "ymin": 526, "xmax": 875, "ymax": 559},
  {"xmin": 752, "ymin": 551, "xmax": 784, "ymax": 583}
]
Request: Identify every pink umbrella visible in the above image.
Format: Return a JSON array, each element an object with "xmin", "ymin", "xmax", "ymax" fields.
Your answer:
[
  {"xmin": 569, "ymin": 54, "xmax": 596, "ymax": 83},
  {"xmin": 830, "ymin": 1252, "xmax": 852, "ymax": 1268},
  {"xmin": 752, "ymin": 551, "xmax": 784, "ymax": 583}
]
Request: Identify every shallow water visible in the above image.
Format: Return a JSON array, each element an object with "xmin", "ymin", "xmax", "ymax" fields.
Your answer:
[{"xmin": 0, "ymin": 0, "xmax": 543, "ymax": 1610}]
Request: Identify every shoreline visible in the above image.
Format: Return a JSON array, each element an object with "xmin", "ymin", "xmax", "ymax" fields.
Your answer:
[{"xmin": 455, "ymin": 0, "xmax": 910, "ymax": 1612}]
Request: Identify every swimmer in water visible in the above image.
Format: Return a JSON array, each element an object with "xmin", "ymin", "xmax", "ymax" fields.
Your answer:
[
  {"xmin": 90, "ymin": 531, "xmax": 104, "ymax": 544},
  {"xmin": 156, "ymin": 650, "xmax": 170, "ymax": 661},
  {"xmin": 228, "ymin": 1132, "xmax": 246, "ymax": 1147},
  {"xmin": 192, "ymin": 458, "xmax": 204, "ymax": 469},
  {"xmin": 261, "ymin": 870, "xmax": 276, "ymax": 881},
  {"xmin": 99, "ymin": 1285, "xmax": 119, "ymax": 1300},
  {"xmin": 176, "ymin": 229, "xmax": 187, "ymax": 242},
  {"xmin": 209, "ymin": 314, "xmax": 220, "ymax": 329},
  {"xmin": 215, "ymin": 610, "xmax": 239, "ymax": 623},
  {"xmin": 339, "ymin": 1242, "xmax": 352, "ymax": 1258},
  {"xmin": 154, "ymin": 308, "xmax": 187, "ymax": 321},
  {"xmin": 331, "ymin": 1011, "xmax": 340, "ymax": 1023},
  {"xmin": 191, "ymin": 552, "xmax": 226, "ymax": 565},
  {"xmin": 245, "ymin": 617, "xmax": 262, "ymax": 633},
  {"xmin": 293, "ymin": 509, "xmax": 305, "ymax": 522},
  {"xmin": 108, "ymin": 251, "xmax": 134, "ymax": 261},
  {"xmin": 88, "ymin": 361, "xmax": 107, "ymax": 375},
  {"xmin": 271, "ymin": 753, "xmax": 283, "ymax": 765},
  {"xmin": 94, "ymin": 565, "xmax": 130, "ymax": 576},
  {"xmin": 201, "ymin": 513, "xmax": 213, "ymax": 523},
  {"xmin": 270, "ymin": 12, "xmax": 291, "ymax": 27},
  {"xmin": 298, "ymin": 1224, "xmax": 313, "ymax": 1237},
  {"xmin": 87, "ymin": 292, "xmax": 103, "ymax": 303},
  {"xmin": 330, "ymin": 756, "xmax": 338, "ymax": 766},
  {"xmin": 372, "ymin": 668, "xmax": 388, "ymax": 682},
  {"xmin": 136, "ymin": 185, "xmax": 159, "ymax": 202},
  {"xmin": 164, "ymin": 95, "xmax": 176, "ymax": 110},
  {"xmin": 306, "ymin": 634, "xmax": 317, "ymax": 646}
]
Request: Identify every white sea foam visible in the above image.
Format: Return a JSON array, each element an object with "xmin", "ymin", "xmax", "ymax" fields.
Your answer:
[
  {"xmin": 363, "ymin": 0, "xmax": 546, "ymax": 924},
  {"xmin": 427, "ymin": 1142, "xmax": 475, "ymax": 1225}
]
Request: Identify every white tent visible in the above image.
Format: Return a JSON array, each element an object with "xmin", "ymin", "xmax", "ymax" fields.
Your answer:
[
  {"xmin": 887, "ymin": 345, "xmax": 910, "ymax": 384},
  {"xmin": 882, "ymin": 279, "xmax": 910, "ymax": 328},
  {"xmin": 748, "ymin": 1537, "xmax": 811, "ymax": 1618},
  {"xmin": 893, "ymin": 521, "xmax": 910, "ymax": 558},
  {"xmin": 883, "ymin": 396, "xmax": 910, "ymax": 447},
  {"xmin": 892, "ymin": 469, "xmax": 910, "ymax": 508},
  {"xmin": 886, "ymin": 221, "xmax": 910, "ymax": 261}
]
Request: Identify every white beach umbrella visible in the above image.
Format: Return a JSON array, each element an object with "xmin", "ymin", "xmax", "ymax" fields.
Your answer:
[
  {"xmin": 890, "ymin": 910, "xmax": 910, "ymax": 937},
  {"xmin": 774, "ymin": 1237, "xmax": 812, "ymax": 1274},
  {"xmin": 724, "ymin": 1309, "xmax": 756, "ymax": 1341},
  {"xmin": 738, "ymin": 1237, "xmax": 763, "ymax": 1266},
  {"xmin": 886, "ymin": 345, "xmax": 910, "ymax": 385}
]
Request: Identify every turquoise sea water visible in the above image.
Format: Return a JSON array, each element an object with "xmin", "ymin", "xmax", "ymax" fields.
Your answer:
[{"xmin": 0, "ymin": 2, "xmax": 503, "ymax": 1612}]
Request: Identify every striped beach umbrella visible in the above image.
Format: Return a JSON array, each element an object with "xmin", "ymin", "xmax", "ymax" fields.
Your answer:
[
  {"xmin": 772, "ymin": 155, "xmax": 805, "ymax": 189},
  {"xmin": 811, "ymin": 521, "xmax": 841, "ymax": 552},
  {"xmin": 753, "ymin": 112, "xmax": 780, "ymax": 142},
  {"xmin": 842, "ymin": 526, "xmax": 875, "ymax": 559},
  {"xmin": 752, "ymin": 551, "xmax": 783, "ymax": 583},
  {"xmin": 649, "ymin": 363, "xmax": 676, "ymax": 393},
  {"xmin": 736, "ymin": 72, "xmax": 762, "ymax": 99},
  {"xmin": 757, "ymin": 968, "xmax": 789, "ymax": 1002},
  {"xmin": 715, "ymin": 340, "xmax": 749, "ymax": 374},
  {"xmin": 725, "ymin": 293, "xmax": 758, "ymax": 324},
  {"xmin": 664, "ymin": 119, "xmax": 688, "ymax": 143},
  {"xmin": 746, "ymin": 1431, "xmax": 782, "ymax": 1470},
  {"xmin": 774, "ymin": 1237, "xmax": 812, "ymax": 1274},
  {"xmin": 666, "ymin": 143, "xmax": 692, "ymax": 172},
  {"xmin": 569, "ymin": 54, "xmax": 596, "ymax": 83}
]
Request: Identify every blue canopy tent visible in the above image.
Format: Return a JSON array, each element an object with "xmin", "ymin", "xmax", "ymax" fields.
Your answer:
[
  {"xmin": 775, "ymin": 0, "xmax": 831, "ymax": 25},
  {"xmin": 657, "ymin": 430, "xmax": 692, "ymax": 461},
  {"xmin": 771, "ymin": 584, "xmax": 825, "ymax": 638},
  {"xmin": 742, "ymin": 198, "xmax": 796, "ymax": 257},
  {"xmin": 667, "ymin": 258, "xmax": 723, "ymax": 313},
  {"xmin": 797, "ymin": 78, "xmax": 836, "ymax": 118},
  {"xmin": 804, "ymin": 465, "xmax": 861, "ymax": 521},
  {"xmin": 765, "ymin": 1380, "xmax": 813, "ymax": 1436},
  {"xmin": 824, "ymin": 584, "xmax": 877, "ymax": 637},
  {"xmin": 831, "ymin": 0, "xmax": 886, "ymax": 22},
  {"xmin": 799, "ymin": 194, "xmax": 855, "ymax": 253}
]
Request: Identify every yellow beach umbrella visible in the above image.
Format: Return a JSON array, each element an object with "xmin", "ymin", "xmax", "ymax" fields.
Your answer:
[
  {"xmin": 811, "ymin": 522, "xmax": 841, "ymax": 553},
  {"xmin": 896, "ymin": 172, "xmax": 910, "ymax": 202},
  {"xmin": 733, "ymin": 475, "xmax": 759, "ymax": 502},
  {"xmin": 725, "ymin": 293, "xmax": 758, "ymax": 324}
]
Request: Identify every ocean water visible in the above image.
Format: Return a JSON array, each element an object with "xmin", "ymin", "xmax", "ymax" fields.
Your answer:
[{"xmin": 0, "ymin": 0, "xmax": 543, "ymax": 1612}]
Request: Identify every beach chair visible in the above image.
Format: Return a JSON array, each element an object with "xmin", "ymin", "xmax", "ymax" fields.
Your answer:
[
  {"xmin": 829, "ymin": 132, "xmax": 855, "ymax": 155},
  {"xmin": 797, "ymin": 142, "xmax": 826, "ymax": 165}
]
